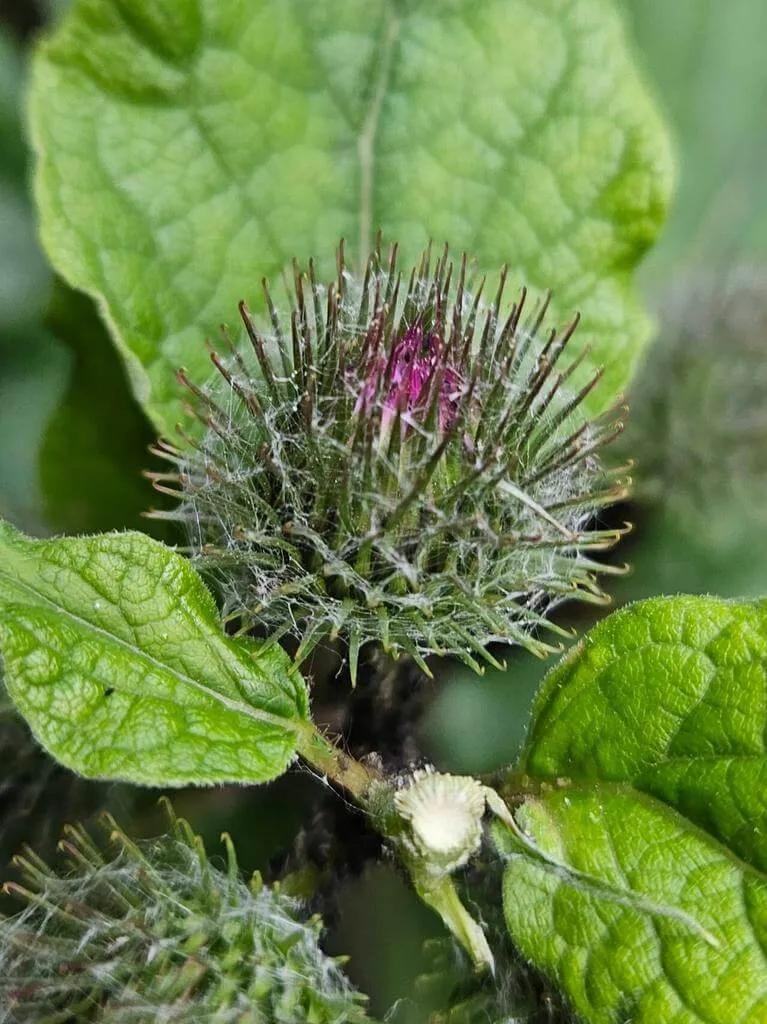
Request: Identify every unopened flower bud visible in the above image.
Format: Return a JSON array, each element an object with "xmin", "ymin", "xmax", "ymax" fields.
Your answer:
[
  {"xmin": 395, "ymin": 769, "xmax": 486, "ymax": 875},
  {"xmin": 152, "ymin": 241, "xmax": 627, "ymax": 679}
]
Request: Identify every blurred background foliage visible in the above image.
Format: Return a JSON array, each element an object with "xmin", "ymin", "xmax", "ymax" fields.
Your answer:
[{"xmin": 2, "ymin": 1, "xmax": 767, "ymax": 1019}]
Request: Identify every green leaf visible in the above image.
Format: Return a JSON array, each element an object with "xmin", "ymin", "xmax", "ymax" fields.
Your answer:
[
  {"xmin": 497, "ymin": 596, "xmax": 767, "ymax": 1021},
  {"xmin": 29, "ymin": 0, "xmax": 672, "ymax": 434},
  {"xmin": 0, "ymin": 521, "xmax": 308, "ymax": 786},
  {"xmin": 496, "ymin": 785, "xmax": 767, "ymax": 1024},
  {"xmin": 518, "ymin": 595, "xmax": 767, "ymax": 871},
  {"xmin": 40, "ymin": 280, "xmax": 165, "ymax": 534}
]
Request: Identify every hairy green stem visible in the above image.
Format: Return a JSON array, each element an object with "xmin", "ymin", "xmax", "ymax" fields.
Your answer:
[
  {"xmin": 295, "ymin": 721, "xmax": 501, "ymax": 974},
  {"xmin": 295, "ymin": 722, "xmax": 384, "ymax": 804}
]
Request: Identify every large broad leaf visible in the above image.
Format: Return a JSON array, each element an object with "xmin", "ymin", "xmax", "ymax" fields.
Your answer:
[
  {"xmin": 29, "ymin": 0, "xmax": 672, "ymax": 435},
  {"xmin": 518, "ymin": 595, "xmax": 767, "ymax": 870},
  {"xmin": 0, "ymin": 522, "xmax": 308, "ymax": 786},
  {"xmin": 496, "ymin": 786, "xmax": 767, "ymax": 1024},
  {"xmin": 498, "ymin": 596, "xmax": 767, "ymax": 1022}
]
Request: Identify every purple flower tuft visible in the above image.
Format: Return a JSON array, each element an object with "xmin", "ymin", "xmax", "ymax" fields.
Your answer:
[{"xmin": 358, "ymin": 322, "xmax": 463, "ymax": 432}]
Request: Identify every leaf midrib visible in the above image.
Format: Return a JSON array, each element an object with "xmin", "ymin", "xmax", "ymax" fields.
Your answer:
[
  {"xmin": 357, "ymin": 3, "xmax": 399, "ymax": 260},
  {"xmin": 536, "ymin": 780, "xmax": 767, "ymax": 883},
  {"xmin": 0, "ymin": 563, "xmax": 302, "ymax": 736}
]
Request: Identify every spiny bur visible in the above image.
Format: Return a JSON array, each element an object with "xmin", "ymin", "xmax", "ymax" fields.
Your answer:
[
  {"xmin": 0, "ymin": 804, "xmax": 371, "ymax": 1022},
  {"xmin": 150, "ymin": 241, "xmax": 628, "ymax": 679}
]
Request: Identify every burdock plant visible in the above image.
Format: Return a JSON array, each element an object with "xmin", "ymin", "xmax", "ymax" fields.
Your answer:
[
  {"xmin": 11, "ymin": 0, "xmax": 764, "ymax": 1017},
  {"xmin": 4, "ymin": 224, "xmax": 765, "ymax": 1019},
  {"xmin": 0, "ymin": 238, "xmax": 636, "ymax": 1018},
  {"xmin": 150, "ymin": 241, "xmax": 628, "ymax": 678}
]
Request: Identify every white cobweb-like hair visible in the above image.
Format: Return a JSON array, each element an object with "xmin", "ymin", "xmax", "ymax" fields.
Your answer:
[
  {"xmin": 0, "ymin": 808, "xmax": 371, "ymax": 1023},
  {"xmin": 149, "ymin": 242, "xmax": 629, "ymax": 679}
]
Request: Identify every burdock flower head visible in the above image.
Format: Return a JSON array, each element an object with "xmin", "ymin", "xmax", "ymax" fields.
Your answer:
[{"xmin": 150, "ymin": 241, "xmax": 627, "ymax": 679}]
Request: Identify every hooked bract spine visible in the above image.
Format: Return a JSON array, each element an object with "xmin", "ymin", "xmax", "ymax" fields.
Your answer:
[{"xmin": 149, "ymin": 240, "xmax": 628, "ymax": 680}]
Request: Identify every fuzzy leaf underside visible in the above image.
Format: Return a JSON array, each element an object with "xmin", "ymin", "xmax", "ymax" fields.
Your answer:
[
  {"xmin": 29, "ymin": 0, "xmax": 672, "ymax": 434},
  {"xmin": 0, "ymin": 522, "xmax": 308, "ymax": 786},
  {"xmin": 498, "ymin": 596, "xmax": 767, "ymax": 1022}
]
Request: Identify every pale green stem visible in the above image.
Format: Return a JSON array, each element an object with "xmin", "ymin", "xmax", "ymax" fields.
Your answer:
[
  {"xmin": 295, "ymin": 721, "xmax": 383, "ymax": 804},
  {"xmin": 295, "ymin": 721, "xmax": 496, "ymax": 972},
  {"xmin": 411, "ymin": 873, "xmax": 495, "ymax": 975}
]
